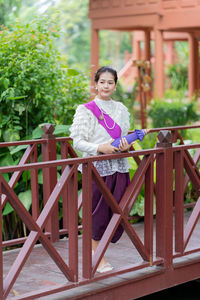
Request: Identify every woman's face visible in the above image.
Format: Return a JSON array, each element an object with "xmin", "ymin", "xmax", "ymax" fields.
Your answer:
[{"xmin": 95, "ymin": 71, "xmax": 116, "ymax": 100}]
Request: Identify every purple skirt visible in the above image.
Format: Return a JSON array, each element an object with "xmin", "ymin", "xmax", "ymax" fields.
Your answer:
[{"xmin": 92, "ymin": 172, "xmax": 130, "ymax": 243}]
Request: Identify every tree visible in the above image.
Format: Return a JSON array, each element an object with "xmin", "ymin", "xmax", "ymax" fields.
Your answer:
[
  {"xmin": 49, "ymin": 0, "xmax": 90, "ymax": 70},
  {"xmin": 0, "ymin": 16, "xmax": 89, "ymax": 142},
  {"xmin": 0, "ymin": 15, "xmax": 89, "ymax": 241},
  {"xmin": 13, "ymin": 0, "xmax": 132, "ymax": 71},
  {"xmin": 0, "ymin": 0, "xmax": 22, "ymax": 25}
]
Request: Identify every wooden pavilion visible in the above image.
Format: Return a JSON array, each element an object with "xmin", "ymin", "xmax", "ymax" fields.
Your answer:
[{"xmin": 88, "ymin": 0, "xmax": 200, "ymax": 98}]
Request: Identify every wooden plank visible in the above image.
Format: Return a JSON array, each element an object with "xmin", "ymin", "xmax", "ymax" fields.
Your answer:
[
  {"xmin": 82, "ymin": 163, "xmax": 93, "ymax": 279},
  {"xmin": 174, "ymin": 150, "xmax": 184, "ymax": 253},
  {"xmin": 2, "ymin": 211, "xmax": 200, "ymax": 300}
]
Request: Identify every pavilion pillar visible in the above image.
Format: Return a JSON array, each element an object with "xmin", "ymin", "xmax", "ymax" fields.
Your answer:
[
  {"xmin": 133, "ymin": 31, "xmax": 141, "ymax": 61},
  {"xmin": 144, "ymin": 30, "xmax": 151, "ymax": 61},
  {"xmin": 144, "ymin": 29, "xmax": 152, "ymax": 100},
  {"xmin": 132, "ymin": 32, "xmax": 142, "ymax": 96},
  {"xmin": 90, "ymin": 24, "xmax": 99, "ymax": 97},
  {"xmin": 165, "ymin": 41, "xmax": 175, "ymax": 90},
  {"xmin": 165, "ymin": 41, "xmax": 175, "ymax": 65},
  {"xmin": 194, "ymin": 38, "xmax": 199, "ymax": 91},
  {"xmin": 154, "ymin": 28, "xmax": 164, "ymax": 98},
  {"xmin": 188, "ymin": 33, "xmax": 198, "ymax": 99}
]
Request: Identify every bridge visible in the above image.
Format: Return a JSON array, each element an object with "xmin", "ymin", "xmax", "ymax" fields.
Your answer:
[{"xmin": 1, "ymin": 124, "xmax": 200, "ymax": 299}]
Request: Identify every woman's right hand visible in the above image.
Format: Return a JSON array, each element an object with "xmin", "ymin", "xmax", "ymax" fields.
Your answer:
[
  {"xmin": 98, "ymin": 141, "xmax": 118, "ymax": 154},
  {"xmin": 144, "ymin": 128, "xmax": 151, "ymax": 134}
]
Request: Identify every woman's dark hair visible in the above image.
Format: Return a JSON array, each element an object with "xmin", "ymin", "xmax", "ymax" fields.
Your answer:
[{"xmin": 94, "ymin": 66, "xmax": 118, "ymax": 84}]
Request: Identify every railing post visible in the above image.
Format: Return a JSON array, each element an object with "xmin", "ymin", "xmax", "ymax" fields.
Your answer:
[
  {"xmin": 156, "ymin": 130, "xmax": 173, "ymax": 269},
  {"xmin": 61, "ymin": 142, "xmax": 69, "ymax": 232},
  {"xmin": 82, "ymin": 162, "xmax": 93, "ymax": 279},
  {"xmin": 42, "ymin": 124, "xmax": 59, "ymax": 242},
  {"xmin": 30, "ymin": 145, "xmax": 40, "ymax": 221}
]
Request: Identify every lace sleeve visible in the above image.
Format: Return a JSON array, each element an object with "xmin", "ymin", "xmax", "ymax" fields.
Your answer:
[
  {"xmin": 70, "ymin": 105, "xmax": 95, "ymax": 140},
  {"xmin": 69, "ymin": 105, "xmax": 98, "ymax": 155}
]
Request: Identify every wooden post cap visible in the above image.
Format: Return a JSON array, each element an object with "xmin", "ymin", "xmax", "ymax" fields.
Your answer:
[
  {"xmin": 42, "ymin": 123, "xmax": 55, "ymax": 138},
  {"xmin": 157, "ymin": 130, "xmax": 172, "ymax": 147}
]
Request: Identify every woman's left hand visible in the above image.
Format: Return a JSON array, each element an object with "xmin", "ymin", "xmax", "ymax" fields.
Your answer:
[{"xmin": 118, "ymin": 137, "xmax": 134, "ymax": 152}]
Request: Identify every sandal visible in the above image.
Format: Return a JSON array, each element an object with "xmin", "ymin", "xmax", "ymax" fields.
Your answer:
[{"xmin": 97, "ymin": 262, "xmax": 113, "ymax": 273}]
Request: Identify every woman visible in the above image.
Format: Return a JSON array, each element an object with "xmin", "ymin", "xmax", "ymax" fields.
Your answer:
[{"xmin": 70, "ymin": 66, "xmax": 133, "ymax": 273}]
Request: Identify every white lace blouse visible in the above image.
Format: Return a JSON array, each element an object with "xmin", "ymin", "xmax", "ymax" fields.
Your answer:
[{"xmin": 70, "ymin": 97, "xmax": 131, "ymax": 176}]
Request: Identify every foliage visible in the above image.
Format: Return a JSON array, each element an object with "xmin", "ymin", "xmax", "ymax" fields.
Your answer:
[
  {"xmin": 148, "ymin": 98, "xmax": 199, "ymax": 128},
  {"xmin": 0, "ymin": 16, "xmax": 89, "ymax": 243},
  {"xmin": 12, "ymin": 1, "xmax": 91, "ymax": 70},
  {"xmin": 53, "ymin": 0, "xmax": 90, "ymax": 70},
  {"xmin": 113, "ymin": 81, "xmax": 136, "ymax": 128},
  {"xmin": 0, "ymin": 0, "xmax": 22, "ymax": 25},
  {"xmin": 56, "ymin": 70, "xmax": 89, "ymax": 125},
  {"xmin": 99, "ymin": 30, "xmax": 132, "ymax": 70},
  {"xmin": 138, "ymin": 132, "xmax": 157, "ymax": 149},
  {"xmin": 166, "ymin": 63, "xmax": 188, "ymax": 90},
  {"xmin": 128, "ymin": 142, "xmax": 156, "ymax": 217},
  {"xmin": 163, "ymin": 88, "xmax": 186, "ymax": 101},
  {"xmin": 12, "ymin": 0, "xmax": 134, "ymax": 71},
  {"xmin": 174, "ymin": 41, "xmax": 189, "ymax": 64},
  {"xmin": 0, "ymin": 16, "xmax": 89, "ymax": 141}
]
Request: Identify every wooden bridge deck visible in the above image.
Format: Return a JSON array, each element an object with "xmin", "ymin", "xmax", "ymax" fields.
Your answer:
[{"xmin": 4, "ymin": 211, "xmax": 200, "ymax": 300}]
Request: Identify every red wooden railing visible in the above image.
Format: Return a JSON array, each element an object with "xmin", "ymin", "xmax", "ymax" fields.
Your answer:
[{"xmin": 0, "ymin": 124, "xmax": 200, "ymax": 299}]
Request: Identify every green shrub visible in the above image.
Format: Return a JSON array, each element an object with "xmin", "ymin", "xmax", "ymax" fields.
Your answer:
[
  {"xmin": 148, "ymin": 99, "xmax": 199, "ymax": 128},
  {"xmin": 166, "ymin": 63, "xmax": 188, "ymax": 90},
  {"xmin": 113, "ymin": 81, "xmax": 137, "ymax": 128},
  {"xmin": 0, "ymin": 16, "xmax": 89, "ymax": 141},
  {"xmin": 0, "ymin": 16, "xmax": 89, "ymax": 243}
]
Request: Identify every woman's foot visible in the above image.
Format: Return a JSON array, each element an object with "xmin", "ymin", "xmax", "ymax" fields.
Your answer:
[
  {"xmin": 92, "ymin": 249, "xmax": 113, "ymax": 273},
  {"xmin": 97, "ymin": 262, "xmax": 113, "ymax": 273}
]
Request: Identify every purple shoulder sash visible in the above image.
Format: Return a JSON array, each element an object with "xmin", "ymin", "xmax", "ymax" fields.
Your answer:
[{"xmin": 84, "ymin": 100, "xmax": 121, "ymax": 139}]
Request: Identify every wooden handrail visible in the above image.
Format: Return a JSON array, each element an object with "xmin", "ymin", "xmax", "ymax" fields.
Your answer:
[{"xmin": 1, "ymin": 125, "xmax": 200, "ymax": 299}]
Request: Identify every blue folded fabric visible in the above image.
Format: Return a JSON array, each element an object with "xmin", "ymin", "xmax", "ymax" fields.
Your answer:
[{"xmin": 111, "ymin": 129, "xmax": 146, "ymax": 148}]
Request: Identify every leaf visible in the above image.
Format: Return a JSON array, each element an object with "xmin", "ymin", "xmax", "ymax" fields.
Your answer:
[
  {"xmin": 18, "ymin": 190, "xmax": 32, "ymax": 211},
  {"xmin": 38, "ymin": 171, "xmax": 60, "ymax": 184},
  {"xmin": 67, "ymin": 68, "xmax": 79, "ymax": 76},
  {"xmin": 3, "ymin": 78, "xmax": 10, "ymax": 89},
  {"xmin": 3, "ymin": 202, "xmax": 14, "ymax": 216},
  {"xmin": 79, "ymin": 207, "xmax": 82, "ymax": 219},
  {"xmin": 22, "ymin": 170, "xmax": 31, "ymax": 182},
  {"xmin": 2, "ymin": 173, "xmax": 9, "ymax": 182},
  {"xmin": 7, "ymin": 95, "xmax": 28, "ymax": 100},
  {"xmin": 14, "ymin": 104, "xmax": 26, "ymax": 115},
  {"xmin": 0, "ymin": 153, "xmax": 15, "ymax": 167},
  {"xmin": 38, "ymin": 170, "xmax": 43, "ymax": 184},
  {"xmin": 32, "ymin": 126, "xmax": 44, "ymax": 139},
  {"xmin": 54, "ymin": 124, "xmax": 70, "ymax": 135},
  {"xmin": 3, "ymin": 129, "xmax": 20, "ymax": 142},
  {"xmin": 10, "ymin": 145, "xmax": 28, "ymax": 155}
]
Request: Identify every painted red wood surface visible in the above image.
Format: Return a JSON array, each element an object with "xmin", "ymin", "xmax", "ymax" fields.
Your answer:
[
  {"xmin": 89, "ymin": 0, "xmax": 200, "ymax": 29},
  {"xmin": 89, "ymin": 0, "xmax": 200, "ymax": 100},
  {"xmin": 1, "ymin": 124, "xmax": 200, "ymax": 299}
]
